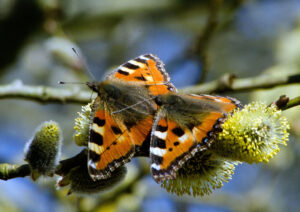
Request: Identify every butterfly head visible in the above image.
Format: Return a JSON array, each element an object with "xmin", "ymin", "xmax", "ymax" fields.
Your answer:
[
  {"xmin": 86, "ymin": 81, "xmax": 100, "ymax": 93},
  {"xmin": 86, "ymin": 81, "xmax": 122, "ymax": 99},
  {"xmin": 154, "ymin": 95, "xmax": 163, "ymax": 106}
]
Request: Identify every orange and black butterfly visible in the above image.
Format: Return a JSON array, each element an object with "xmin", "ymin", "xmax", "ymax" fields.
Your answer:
[
  {"xmin": 149, "ymin": 94, "xmax": 242, "ymax": 183},
  {"xmin": 86, "ymin": 54, "xmax": 176, "ymax": 180},
  {"xmin": 86, "ymin": 53, "xmax": 242, "ymax": 184}
]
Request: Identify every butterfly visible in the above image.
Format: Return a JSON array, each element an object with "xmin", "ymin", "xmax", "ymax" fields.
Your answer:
[
  {"xmin": 150, "ymin": 93, "xmax": 242, "ymax": 183},
  {"xmin": 86, "ymin": 54, "xmax": 176, "ymax": 180}
]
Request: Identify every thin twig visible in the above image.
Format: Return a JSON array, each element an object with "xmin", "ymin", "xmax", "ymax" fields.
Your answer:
[
  {"xmin": 0, "ymin": 150, "xmax": 87, "ymax": 181},
  {"xmin": 181, "ymin": 73, "xmax": 300, "ymax": 94},
  {"xmin": 190, "ymin": 0, "xmax": 222, "ymax": 83},
  {"xmin": 0, "ymin": 80, "xmax": 92, "ymax": 104},
  {"xmin": 268, "ymin": 95, "xmax": 290, "ymax": 109},
  {"xmin": 0, "ymin": 164, "xmax": 31, "ymax": 180},
  {"xmin": 281, "ymin": 96, "xmax": 300, "ymax": 111}
]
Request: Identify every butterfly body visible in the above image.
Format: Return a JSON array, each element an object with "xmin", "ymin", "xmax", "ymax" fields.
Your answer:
[
  {"xmin": 87, "ymin": 80, "xmax": 156, "ymax": 116},
  {"xmin": 150, "ymin": 93, "xmax": 242, "ymax": 182}
]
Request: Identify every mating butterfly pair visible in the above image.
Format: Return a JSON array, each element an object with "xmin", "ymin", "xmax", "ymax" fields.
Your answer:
[{"xmin": 86, "ymin": 54, "xmax": 241, "ymax": 183}]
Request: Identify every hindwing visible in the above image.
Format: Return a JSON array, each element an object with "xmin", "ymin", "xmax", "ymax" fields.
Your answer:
[{"xmin": 150, "ymin": 94, "xmax": 242, "ymax": 182}]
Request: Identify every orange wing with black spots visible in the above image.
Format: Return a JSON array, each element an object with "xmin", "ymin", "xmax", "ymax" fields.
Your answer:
[
  {"xmin": 107, "ymin": 54, "xmax": 176, "ymax": 95},
  {"xmin": 127, "ymin": 115, "xmax": 154, "ymax": 157},
  {"xmin": 150, "ymin": 113, "xmax": 198, "ymax": 182},
  {"xmin": 88, "ymin": 98, "xmax": 135, "ymax": 180},
  {"xmin": 150, "ymin": 94, "xmax": 242, "ymax": 183}
]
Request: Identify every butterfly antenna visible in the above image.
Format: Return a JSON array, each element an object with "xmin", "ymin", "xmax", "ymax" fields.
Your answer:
[
  {"xmin": 58, "ymin": 81, "xmax": 85, "ymax": 85},
  {"xmin": 72, "ymin": 47, "xmax": 96, "ymax": 81},
  {"xmin": 112, "ymin": 97, "xmax": 156, "ymax": 114}
]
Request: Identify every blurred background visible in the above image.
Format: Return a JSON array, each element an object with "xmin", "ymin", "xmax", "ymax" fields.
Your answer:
[{"xmin": 0, "ymin": 0, "xmax": 300, "ymax": 211}]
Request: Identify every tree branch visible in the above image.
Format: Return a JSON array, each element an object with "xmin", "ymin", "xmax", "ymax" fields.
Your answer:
[
  {"xmin": 281, "ymin": 96, "xmax": 300, "ymax": 111},
  {"xmin": 55, "ymin": 149, "xmax": 87, "ymax": 176},
  {"xmin": 0, "ymin": 149, "xmax": 87, "ymax": 181},
  {"xmin": 0, "ymin": 163, "xmax": 31, "ymax": 180},
  {"xmin": 181, "ymin": 73, "xmax": 300, "ymax": 94},
  {"xmin": 0, "ymin": 73, "xmax": 300, "ymax": 106},
  {"xmin": 0, "ymin": 80, "xmax": 92, "ymax": 104}
]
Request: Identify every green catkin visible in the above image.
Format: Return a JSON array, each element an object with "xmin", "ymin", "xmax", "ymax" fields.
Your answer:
[
  {"xmin": 73, "ymin": 103, "xmax": 92, "ymax": 146},
  {"xmin": 161, "ymin": 151, "xmax": 237, "ymax": 197},
  {"xmin": 24, "ymin": 121, "xmax": 62, "ymax": 180},
  {"xmin": 212, "ymin": 102, "xmax": 290, "ymax": 163}
]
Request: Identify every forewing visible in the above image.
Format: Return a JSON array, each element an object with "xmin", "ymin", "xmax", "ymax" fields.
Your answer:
[
  {"xmin": 187, "ymin": 94, "xmax": 242, "ymax": 148},
  {"xmin": 107, "ymin": 54, "xmax": 176, "ymax": 95},
  {"xmin": 88, "ymin": 97, "xmax": 135, "ymax": 180},
  {"xmin": 150, "ymin": 109, "xmax": 197, "ymax": 183},
  {"xmin": 188, "ymin": 94, "xmax": 241, "ymax": 113}
]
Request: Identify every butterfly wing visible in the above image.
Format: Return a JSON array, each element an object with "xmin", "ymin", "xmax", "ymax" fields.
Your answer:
[
  {"xmin": 187, "ymin": 94, "xmax": 242, "ymax": 148},
  {"xmin": 88, "ymin": 97, "xmax": 135, "ymax": 180},
  {"xmin": 150, "ymin": 94, "xmax": 242, "ymax": 182},
  {"xmin": 150, "ymin": 109, "xmax": 198, "ymax": 183},
  {"xmin": 107, "ymin": 54, "xmax": 176, "ymax": 95}
]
